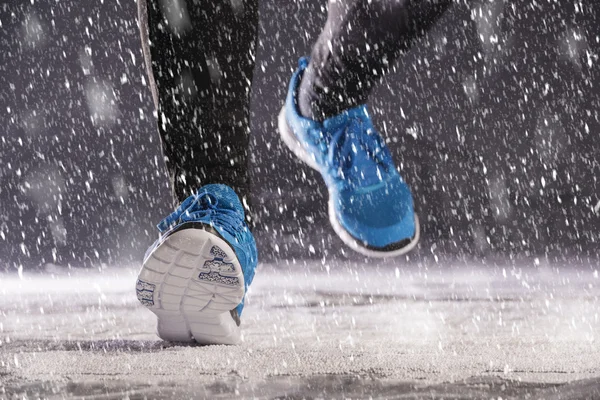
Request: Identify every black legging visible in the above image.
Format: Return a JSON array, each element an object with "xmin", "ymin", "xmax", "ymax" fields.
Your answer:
[
  {"xmin": 299, "ymin": 0, "xmax": 452, "ymax": 120},
  {"xmin": 138, "ymin": 0, "xmax": 258, "ymax": 207},
  {"xmin": 138, "ymin": 0, "xmax": 451, "ymax": 206}
]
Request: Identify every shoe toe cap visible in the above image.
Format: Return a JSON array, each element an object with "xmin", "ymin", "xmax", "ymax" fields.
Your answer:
[{"xmin": 334, "ymin": 178, "xmax": 416, "ymax": 248}]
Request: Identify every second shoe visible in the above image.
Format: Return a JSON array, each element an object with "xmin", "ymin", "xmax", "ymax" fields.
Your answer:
[
  {"xmin": 279, "ymin": 57, "xmax": 420, "ymax": 257},
  {"xmin": 136, "ymin": 184, "xmax": 258, "ymax": 345}
]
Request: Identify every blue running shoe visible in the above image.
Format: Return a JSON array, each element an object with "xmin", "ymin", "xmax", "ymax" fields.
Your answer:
[
  {"xmin": 136, "ymin": 184, "xmax": 258, "ymax": 345},
  {"xmin": 278, "ymin": 57, "xmax": 419, "ymax": 257}
]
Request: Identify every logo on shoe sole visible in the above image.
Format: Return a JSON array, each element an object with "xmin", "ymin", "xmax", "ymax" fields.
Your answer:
[
  {"xmin": 136, "ymin": 280, "xmax": 155, "ymax": 306},
  {"xmin": 198, "ymin": 246, "xmax": 239, "ymax": 286}
]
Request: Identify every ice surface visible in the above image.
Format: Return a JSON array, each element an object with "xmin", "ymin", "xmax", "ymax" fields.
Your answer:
[{"xmin": 1, "ymin": 260, "xmax": 599, "ymax": 398}]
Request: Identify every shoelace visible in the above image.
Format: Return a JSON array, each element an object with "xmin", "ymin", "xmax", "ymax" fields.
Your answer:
[
  {"xmin": 321, "ymin": 117, "xmax": 393, "ymax": 185},
  {"xmin": 157, "ymin": 192, "xmax": 245, "ymax": 239}
]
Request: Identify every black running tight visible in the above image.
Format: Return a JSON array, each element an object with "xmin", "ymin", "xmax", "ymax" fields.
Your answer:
[{"xmin": 138, "ymin": 0, "xmax": 452, "ymax": 205}]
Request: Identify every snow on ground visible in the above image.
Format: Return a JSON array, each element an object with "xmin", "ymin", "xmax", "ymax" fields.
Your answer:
[{"xmin": 1, "ymin": 259, "xmax": 599, "ymax": 399}]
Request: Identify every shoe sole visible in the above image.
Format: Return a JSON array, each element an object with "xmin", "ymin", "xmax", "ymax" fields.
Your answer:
[
  {"xmin": 136, "ymin": 225, "xmax": 244, "ymax": 345},
  {"xmin": 278, "ymin": 107, "xmax": 420, "ymax": 258}
]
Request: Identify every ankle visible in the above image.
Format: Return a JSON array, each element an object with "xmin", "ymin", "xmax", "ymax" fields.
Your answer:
[{"xmin": 297, "ymin": 65, "xmax": 323, "ymax": 122}]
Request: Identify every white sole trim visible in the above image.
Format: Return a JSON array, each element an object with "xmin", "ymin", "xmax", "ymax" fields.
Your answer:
[
  {"xmin": 136, "ymin": 228, "xmax": 244, "ymax": 345},
  {"xmin": 278, "ymin": 107, "xmax": 420, "ymax": 258}
]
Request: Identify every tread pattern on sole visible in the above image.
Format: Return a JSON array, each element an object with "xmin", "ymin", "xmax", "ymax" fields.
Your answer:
[{"xmin": 136, "ymin": 229, "xmax": 244, "ymax": 345}]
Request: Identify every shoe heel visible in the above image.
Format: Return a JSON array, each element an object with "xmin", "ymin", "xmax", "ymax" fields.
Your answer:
[
  {"xmin": 278, "ymin": 107, "xmax": 320, "ymax": 171},
  {"xmin": 137, "ymin": 227, "xmax": 245, "ymax": 345}
]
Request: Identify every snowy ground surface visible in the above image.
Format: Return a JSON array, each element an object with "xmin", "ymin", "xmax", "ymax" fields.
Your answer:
[{"xmin": 1, "ymin": 259, "xmax": 600, "ymax": 399}]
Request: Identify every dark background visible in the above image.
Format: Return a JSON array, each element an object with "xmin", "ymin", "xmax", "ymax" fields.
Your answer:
[{"xmin": 1, "ymin": 0, "xmax": 599, "ymax": 270}]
